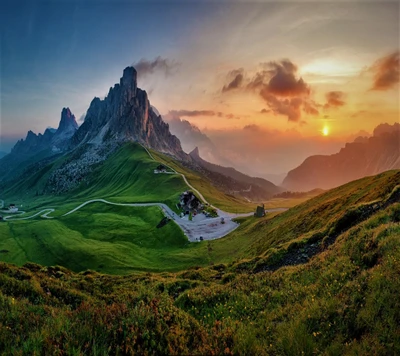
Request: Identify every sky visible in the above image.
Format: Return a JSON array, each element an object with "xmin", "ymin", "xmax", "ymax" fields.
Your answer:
[{"xmin": 0, "ymin": 0, "xmax": 399, "ymax": 176}]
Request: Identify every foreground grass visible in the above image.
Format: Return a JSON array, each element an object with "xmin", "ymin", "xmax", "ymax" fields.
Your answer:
[{"xmin": 0, "ymin": 200, "xmax": 399, "ymax": 355}]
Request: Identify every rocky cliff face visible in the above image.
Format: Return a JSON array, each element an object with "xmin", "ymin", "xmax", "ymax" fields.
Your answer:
[
  {"xmin": 283, "ymin": 123, "xmax": 400, "ymax": 191},
  {"xmin": 1, "ymin": 66, "xmax": 187, "ymax": 185},
  {"xmin": 10, "ymin": 107, "xmax": 78, "ymax": 155},
  {"xmin": 71, "ymin": 67, "xmax": 185, "ymax": 158},
  {"xmin": 11, "ymin": 129, "xmax": 54, "ymax": 155},
  {"xmin": 52, "ymin": 108, "xmax": 78, "ymax": 149}
]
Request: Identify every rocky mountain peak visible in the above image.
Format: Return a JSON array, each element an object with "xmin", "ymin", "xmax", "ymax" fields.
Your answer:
[
  {"xmin": 58, "ymin": 107, "xmax": 78, "ymax": 132},
  {"xmin": 52, "ymin": 108, "xmax": 79, "ymax": 149},
  {"xmin": 70, "ymin": 66, "xmax": 186, "ymax": 159},
  {"xmin": 120, "ymin": 66, "xmax": 137, "ymax": 97},
  {"xmin": 26, "ymin": 130, "xmax": 37, "ymax": 140},
  {"xmin": 189, "ymin": 147, "xmax": 200, "ymax": 158}
]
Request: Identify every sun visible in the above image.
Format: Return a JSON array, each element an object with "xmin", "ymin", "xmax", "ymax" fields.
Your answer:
[{"xmin": 322, "ymin": 126, "xmax": 329, "ymax": 136}]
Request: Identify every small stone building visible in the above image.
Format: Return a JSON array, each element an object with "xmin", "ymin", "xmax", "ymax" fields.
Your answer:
[{"xmin": 254, "ymin": 204, "xmax": 265, "ymax": 217}]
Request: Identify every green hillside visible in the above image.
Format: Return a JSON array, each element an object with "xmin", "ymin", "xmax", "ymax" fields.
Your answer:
[
  {"xmin": 2, "ymin": 143, "xmax": 255, "ymax": 214},
  {"xmin": 0, "ymin": 170, "xmax": 399, "ymax": 354},
  {"xmin": 2, "ymin": 144, "xmax": 187, "ymax": 212},
  {"xmin": 0, "ymin": 143, "xmax": 261, "ymax": 273},
  {"xmin": 149, "ymin": 148, "xmax": 257, "ymax": 212}
]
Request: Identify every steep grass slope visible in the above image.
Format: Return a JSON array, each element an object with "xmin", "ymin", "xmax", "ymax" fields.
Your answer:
[
  {"xmin": 149, "ymin": 148, "xmax": 256, "ymax": 212},
  {"xmin": 2, "ymin": 144, "xmax": 188, "ymax": 212},
  {"xmin": 0, "ymin": 197, "xmax": 399, "ymax": 354},
  {"xmin": 1, "ymin": 168, "xmax": 399, "ymax": 275}
]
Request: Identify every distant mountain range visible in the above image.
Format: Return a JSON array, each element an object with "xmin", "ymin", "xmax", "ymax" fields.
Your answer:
[
  {"xmin": 189, "ymin": 147, "xmax": 280, "ymax": 200},
  {"xmin": 0, "ymin": 67, "xmax": 186, "ymax": 183},
  {"xmin": 167, "ymin": 117, "xmax": 234, "ymax": 167},
  {"xmin": 283, "ymin": 123, "xmax": 400, "ymax": 191}
]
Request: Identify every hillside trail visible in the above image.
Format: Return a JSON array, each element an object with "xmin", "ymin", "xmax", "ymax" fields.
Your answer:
[
  {"xmin": 1, "ymin": 146, "xmax": 288, "ymax": 241},
  {"xmin": 139, "ymin": 144, "xmax": 211, "ymax": 207},
  {"xmin": 1, "ymin": 199, "xmax": 285, "ymax": 242}
]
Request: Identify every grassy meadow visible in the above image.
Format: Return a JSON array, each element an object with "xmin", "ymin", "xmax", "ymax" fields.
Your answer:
[
  {"xmin": 0, "ymin": 198, "xmax": 399, "ymax": 354},
  {"xmin": 0, "ymin": 145, "xmax": 399, "ymax": 354}
]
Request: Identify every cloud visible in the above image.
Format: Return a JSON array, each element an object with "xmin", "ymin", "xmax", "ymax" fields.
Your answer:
[
  {"xmin": 260, "ymin": 93, "xmax": 304, "ymax": 122},
  {"xmin": 248, "ymin": 60, "xmax": 310, "ymax": 97},
  {"xmin": 244, "ymin": 59, "xmax": 317, "ymax": 122},
  {"xmin": 324, "ymin": 91, "xmax": 345, "ymax": 109},
  {"xmin": 133, "ymin": 56, "xmax": 180, "ymax": 78},
  {"xmin": 243, "ymin": 124, "xmax": 261, "ymax": 132},
  {"xmin": 369, "ymin": 51, "xmax": 399, "ymax": 90},
  {"xmin": 222, "ymin": 68, "xmax": 244, "ymax": 92},
  {"xmin": 350, "ymin": 110, "xmax": 367, "ymax": 118},
  {"xmin": 168, "ymin": 109, "xmax": 240, "ymax": 120},
  {"xmin": 303, "ymin": 100, "xmax": 319, "ymax": 115}
]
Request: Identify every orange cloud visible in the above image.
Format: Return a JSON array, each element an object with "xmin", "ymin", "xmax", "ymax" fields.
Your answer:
[
  {"xmin": 248, "ymin": 60, "xmax": 310, "ymax": 97},
  {"xmin": 247, "ymin": 60, "xmax": 317, "ymax": 121},
  {"xmin": 167, "ymin": 110, "xmax": 240, "ymax": 120},
  {"xmin": 324, "ymin": 91, "xmax": 346, "ymax": 109},
  {"xmin": 370, "ymin": 51, "xmax": 399, "ymax": 90}
]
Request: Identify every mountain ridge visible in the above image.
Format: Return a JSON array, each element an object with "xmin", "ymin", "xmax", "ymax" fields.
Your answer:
[
  {"xmin": 0, "ymin": 67, "xmax": 187, "ymax": 184},
  {"xmin": 189, "ymin": 146, "xmax": 281, "ymax": 200},
  {"xmin": 283, "ymin": 122, "xmax": 400, "ymax": 191}
]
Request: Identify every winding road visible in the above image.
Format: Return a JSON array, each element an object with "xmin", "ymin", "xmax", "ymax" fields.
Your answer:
[
  {"xmin": 2, "ymin": 198, "xmax": 286, "ymax": 242},
  {"xmin": 0, "ymin": 146, "xmax": 288, "ymax": 241}
]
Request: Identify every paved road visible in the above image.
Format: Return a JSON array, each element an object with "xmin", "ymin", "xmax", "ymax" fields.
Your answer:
[
  {"xmin": 140, "ymin": 144, "xmax": 210, "ymax": 205},
  {"xmin": 63, "ymin": 198, "xmax": 285, "ymax": 242},
  {"xmin": 0, "ymin": 145, "xmax": 288, "ymax": 241},
  {"xmin": 1, "ymin": 198, "xmax": 287, "ymax": 242},
  {"xmin": 2, "ymin": 209, "xmax": 55, "ymax": 221}
]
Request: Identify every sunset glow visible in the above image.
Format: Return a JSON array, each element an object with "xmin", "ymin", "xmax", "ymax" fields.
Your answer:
[{"xmin": 0, "ymin": 1, "xmax": 399, "ymax": 176}]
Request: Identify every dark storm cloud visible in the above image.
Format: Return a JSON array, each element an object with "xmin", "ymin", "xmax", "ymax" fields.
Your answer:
[
  {"xmin": 222, "ymin": 68, "xmax": 244, "ymax": 92},
  {"xmin": 133, "ymin": 56, "xmax": 180, "ymax": 78},
  {"xmin": 370, "ymin": 51, "xmax": 399, "ymax": 90},
  {"xmin": 324, "ymin": 91, "xmax": 345, "ymax": 109}
]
